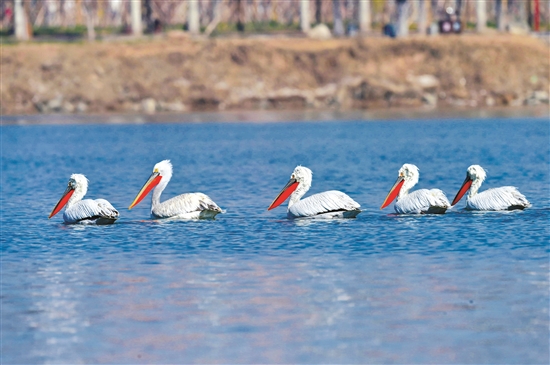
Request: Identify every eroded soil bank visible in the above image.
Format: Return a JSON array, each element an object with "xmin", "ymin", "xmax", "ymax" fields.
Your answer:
[{"xmin": 2, "ymin": 34, "xmax": 549, "ymax": 115}]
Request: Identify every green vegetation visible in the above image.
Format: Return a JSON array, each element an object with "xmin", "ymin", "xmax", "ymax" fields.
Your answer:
[
  {"xmin": 211, "ymin": 20, "xmax": 300, "ymax": 36},
  {"xmin": 32, "ymin": 25, "xmax": 88, "ymax": 37}
]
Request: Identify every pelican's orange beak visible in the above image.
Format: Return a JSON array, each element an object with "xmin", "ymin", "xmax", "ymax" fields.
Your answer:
[
  {"xmin": 129, "ymin": 172, "xmax": 162, "ymax": 209},
  {"xmin": 49, "ymin": 185, "xmax": 75, "ymax": 218},
  {"xmin": 451, "ymin": 175, "xmax": 473, "ymax": 206},
  {"xmin": 268, "ymin": 178, "xmax": 299, "ymax": 210},
  {"xmin": 380, "ymin": 176, "xmax": 405, "ymax": 209}
]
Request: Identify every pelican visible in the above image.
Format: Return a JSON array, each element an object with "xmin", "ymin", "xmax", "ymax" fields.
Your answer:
[
  {"xmin": 380, "ymin": 164, "xmax": 450, "ymax": 214},
  {"xmin": 267, "ymin": 166, "xmax": 361, "ymax": 219},
  {"xmin": 49, "ymin": 174, "xmax": 119, "ymax": 224},
  {"xmin": 128, "ymin": 160, "xmax": 223, "ymax": 219},
  {"xmin": 451, "ymin": 165, "xmax": 531, "ymax": 211}
]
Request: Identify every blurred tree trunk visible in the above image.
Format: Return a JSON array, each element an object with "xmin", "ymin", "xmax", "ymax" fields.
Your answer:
[
  {"xmin": 396, "ymin": 0, "xmax": 409, "ymax": 37},
  {"xmin": 417, "ymin": 0, "xmax": 427, "ymax": 34},
  {"xmin": 300, "ymin": 0, "xmax": 310, "ymax": 32},
  {"xmin": 430, "ymin": 0, "xmax": 437, "ymax": 21},
  {"xmin": 188, "ymin": 0, "xmax": 199, "ymax": 33},
  {"xmin": 144, "ymin": 0, "xmax": 153, "ymax": 32},
  {"xmin": 76, "ymin": 0, "xmax": 83, "ymax": 25},
  {"xmin": 315, "ymin": 0, "xmax": 322, "ymax": 23},
  {"xmin": 476, "ymin": 0, "xmax": 486, "ymax": 32},
  {"xmin": 236, "ymin": 0, "xmax": 244, "ymax": 31},
  {"xmin": 496, "ymin": 0, "xmax": 507, "ymax": 31},
  {"xmin": 14, "ymin": 0, "xmax": 30, "ymax": 40},
  {"xmin": 359, "ymin": 0, "xmax": 371, "ymax": 32},
  {"xmin": 83, "ymin": 0, "xmax": 96, "ymax": 41},
  {"xmin": 205, "ymin": 0, "xmax": 222, "ymax": 36},
  {"xmin": 455, "ymin": 0, "xmax": 463, "ymax": 15},
  {"xmin": 332, "ymin": 0, "xmax": 344, "ymax": 36},
  {"xmin": 131, "ymin": 0, "xmax": 142, "ymax": 35}
]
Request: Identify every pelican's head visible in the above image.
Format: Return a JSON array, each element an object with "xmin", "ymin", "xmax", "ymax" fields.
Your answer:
[
  {"xmin": 380, "ymin": 163, "xmax": 419, "ymax": 209},
  {"xmin": 153, "ymin": 160, "xmax": 173, "ymax": 179},
  {"xmin": 451, "ymin": 164, "xmax": 486, "ymax": 206},
  {"xmin": 399, "ymin": 164, "xmax": 420, "ymax": 184},
  {"xmin": 70, "ymin": 173, "xmax": 89, "ymax": 192},
  {"xmin": 268, "ymin": 165, "xmax": 312, "ymax": 210},
  {"xmin": 292, "ymin": 166, "xmax": 313, "ymax": 187},
  {"xmin": 466, "ymin": 165, "xmax": 486, "ymax": 183},
  {"xmin": 49, "ymin": 174, "xmax": 88, "ymax": 218},
  {"xmin": 129, "ymin": 160, "xmax": 172, "ymax": 210}
]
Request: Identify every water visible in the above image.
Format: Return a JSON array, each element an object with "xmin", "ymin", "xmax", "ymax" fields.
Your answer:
[{"xmin": 2, "ymin": 115, "xmax": 549, "ymax": 364}]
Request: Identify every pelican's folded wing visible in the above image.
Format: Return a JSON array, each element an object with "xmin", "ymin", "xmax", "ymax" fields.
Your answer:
[
  {"xmin": 395, "ymin": 189, "xmax": 450, "ymax": 214},
  {"xmin": 289, "ymin": 190, "xmax": 360, "ymax": 218},
  {"xmin": 95, "ymin": 199, "xmax": 120, "ymax": 219},
  {"xmin": 467, "ymin": 186, "xmax": 531, "ymax": 211},
  {"xmin": 63, "ymin": 199, "xmax": 119, "ymax": 224},
  {"xmin": 153, "ymin": 193, "xmax": 223, "ymax": 218}
]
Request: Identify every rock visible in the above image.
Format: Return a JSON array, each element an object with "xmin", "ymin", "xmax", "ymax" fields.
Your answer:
[
  {"xmin": 47, "ymin": 96, "xmax": 63, "ymax": 112},
  {"xmin": 409, "ymin": 74, "xmax": 439, "ymax": 91},
  {"xmin": 422, "ymin": 93, "xmax": 438, "ymax": 107},
  {"xmin": 141, "ymin": 98, "xmax": 157, "ymax": 113},
  {"xmin": 307, "ymin": 24, "xmax": 332, "ymax": 40},
  {"xmin": 190, "ymin": 97, "xmax": 220, "ymax": 111},
  {"xmin": 524, "ymin": 91, "xmax": 549, "ymax": 105},
  {"xmin": 314, "ymin": 83, "xmax": 338, "ymax": 99},
  {"xmin": 266, "ymin": 88, "xmax": 309, "ymax": 109},
  {"xmin": 533, "ymin": 91, "xmax": 549, "ymax": 103},
  {"xmin": 62, "ymin": 101, "xmax": 75, "ymax": 113},
  {"xmin": 158, "ymin": 101, "xmax": 187, "ymax": 112},
  {"xmin": 340, "ymin": 76, "xmax": 363, "ymax": 88},
  {"xmin": 510, "ymin": 98, "xmax": 523, "ymax": 107},
  {"xmin": 76, "ymin": 101, "xmax": 88, "ymax": 113},
  {"xmin": 34, "ymin": 101, "xmax": 48, "ymax": 113}
]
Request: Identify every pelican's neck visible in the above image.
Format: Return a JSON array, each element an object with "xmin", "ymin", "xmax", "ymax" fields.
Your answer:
[
  {"xmin": 67, "ymin": 183, "xmax": 87, "ymax": 208},
  {"xmin": 151, "ymin": 174, "xmax": 171, "ymax": 210},
  {"xmin": 288, "ymin": 180, "xmax": 311, "ymax": 209},
  {"xmin": 398, "ymin": 176, "xmax": 418, "ymax": 200},
  {"xmin": 468, "ymin": 177, "xmax": 483, "ymax": 198}
]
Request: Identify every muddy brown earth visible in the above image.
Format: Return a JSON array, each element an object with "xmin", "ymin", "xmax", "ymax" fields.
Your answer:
[{"xmin": 2, "ymin": 34, "xmax": 549, "ymax": 115}]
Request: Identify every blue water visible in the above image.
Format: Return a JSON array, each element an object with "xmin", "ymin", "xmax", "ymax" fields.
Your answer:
[{"xmin": 2, "ymin": 116, "xmax": 549, "ymax": 364}]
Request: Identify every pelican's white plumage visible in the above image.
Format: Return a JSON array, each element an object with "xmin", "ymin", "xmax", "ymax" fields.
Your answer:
[
  {"xmin": 129, "ymin": 160, "xmax": 222, "ymax": 219},
  {"xmin": 452, "ymin": 165, "xmax": 531, "ymax": 211},
  {"xmin": 268, "ymin": 166, "xmax": 361, "ymax": 219},
  {"xmin": 381, "ymin": 164, "xmax": 450, "ymax": 214},
  {"xmin": 49, "ymin": 174, "xmax": 119, "ymax": 225}
]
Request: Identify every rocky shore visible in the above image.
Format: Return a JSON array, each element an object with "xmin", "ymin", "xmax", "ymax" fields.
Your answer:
[{"xmin": 2, "ymin": 34, "xmax": 549, "ymax": 115}]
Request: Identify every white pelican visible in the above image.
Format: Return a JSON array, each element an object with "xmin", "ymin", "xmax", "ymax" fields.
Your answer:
[
  {"xmin": 451, "ymin": 165, "xmax": 531, "ymax": 211},
  {"xmin": 267, "ymin": 166, "xmax": 361, "ymax": 219},
  {"xmin": 49, "ymin": 174, "xmax": 119, "ymax": 224},
  {"xmin": 380, "ymin": 164, "xmax": 450, "ymax": 214},
  {"xmin": 128, "ymin": 160, "xmax": 223, "ymax": 219}
]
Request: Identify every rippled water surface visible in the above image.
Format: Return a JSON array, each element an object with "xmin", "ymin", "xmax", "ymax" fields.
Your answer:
[{"xmin": 2, "ymin": 115, "xmax": 549, "ymax": 364}]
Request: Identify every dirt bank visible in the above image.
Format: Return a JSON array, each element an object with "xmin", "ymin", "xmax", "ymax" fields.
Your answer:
[{"xmin": 2, "ymin": 34, "xmax": 549, "ymax": 115}]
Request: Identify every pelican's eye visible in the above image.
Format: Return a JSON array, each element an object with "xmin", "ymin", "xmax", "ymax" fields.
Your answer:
[{"xmin": 291, "ymin": 174, "xmax": 295, "ymax": 179}]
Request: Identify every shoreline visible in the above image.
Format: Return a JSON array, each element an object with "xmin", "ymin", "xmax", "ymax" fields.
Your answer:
[
  {"xmin": 3, "ymin": 105, "xmax": 549, "ymax": 126},
  {"xmin": 2, "ymin": 34, "xmax": 549, "ymax": 116}
]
